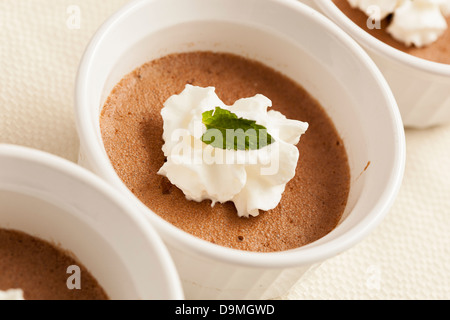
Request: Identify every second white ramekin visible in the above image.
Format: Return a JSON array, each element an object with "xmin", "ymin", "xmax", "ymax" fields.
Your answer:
[
  {"xmin": 0, "ymin": 144, "xmax": 184, "ymax": 300},
  {"xmin": 315, "ymin": 0, "xmax": 450, "ymax": 129}
]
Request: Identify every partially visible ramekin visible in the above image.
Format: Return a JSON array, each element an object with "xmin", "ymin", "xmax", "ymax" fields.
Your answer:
[
  {"xmin": 0, "ymin": 144, "xmax": 184, "ymax": 300},
  {"xmin": 75, "ymin": 0, "xmax": 405, "ymax": 299},
  {"xmin": 315, "ymin": 0, "xmax": 450, "ymax": 128}
]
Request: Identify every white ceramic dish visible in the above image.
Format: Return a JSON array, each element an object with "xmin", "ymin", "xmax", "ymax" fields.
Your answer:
[
  {"xmin": 0, "ymin": 144, "xmax": 184, "ymax": 300},
  {"xmin": 315, "ymin": 0, "xmax": 450, "ymax": 128},
  {"xmin": 75, "ymin": 0, "xmax": 405, "ymax": 299}
]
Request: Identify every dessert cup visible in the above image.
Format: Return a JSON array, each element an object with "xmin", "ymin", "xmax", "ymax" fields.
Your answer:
[
  {"xmin": 0, "ymin": 144, "xmax": 184, "ymax": 300},
  {"xmin": 75, "ymin": 0, "xmax": 406, "ymax": 299},
  {"xmin": 315, "ymin": 0, "xmax": 450, "ymax": 128}
]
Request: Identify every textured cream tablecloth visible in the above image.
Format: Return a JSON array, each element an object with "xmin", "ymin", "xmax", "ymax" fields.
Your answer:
[{"xmin": 1, "ymin": 0, "xmax": 449, "ymax": 300}]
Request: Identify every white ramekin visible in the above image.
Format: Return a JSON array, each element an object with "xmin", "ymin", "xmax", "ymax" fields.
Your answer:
[
  {"xmin": 0, "ymin": 144, "xmax": 184, "ymax": 300},
  {"xmin": 74, "ymin": 0, "xmax": 405, "ymax": 299},
  {"xmin": 315, "ymin": 0, "xmax": 450, "ymax": 129}
]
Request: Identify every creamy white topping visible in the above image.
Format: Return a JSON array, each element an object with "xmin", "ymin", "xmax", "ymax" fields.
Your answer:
[
  {"xmin": 348, "ymin": 0, "xmax": 450, "ymax": 47},
  {"xmin": 158, "ymin": 85, "xmax": 308, "ymax": 218},
  {"xmin": 436, "ymin": 0, "xmax": 450, "ymax": 15},
  {"xmin": 388, "ymin": 0, "xmax": 448, "ymax": 47},
  {"xmin": 0, "ymin": 289, "xmax": 25, "ymax": 300}
]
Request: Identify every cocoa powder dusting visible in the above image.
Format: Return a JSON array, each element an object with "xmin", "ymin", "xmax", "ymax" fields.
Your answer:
[{"xmin": 100, "ymin": 51, "xmax": 350, "ymax": 252}]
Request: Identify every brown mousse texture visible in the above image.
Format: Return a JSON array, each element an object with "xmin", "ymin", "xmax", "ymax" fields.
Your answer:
[
  {"xmin": 100, "ymin": 51, "xmax": 350, "ymax": 252},
  {"xmin": 333, "ymin": 0, "xmax": 450, "ymax": 64},
  {"xmin": 0, "ymin": 229, "xmax": 108, "ymax": 300}
]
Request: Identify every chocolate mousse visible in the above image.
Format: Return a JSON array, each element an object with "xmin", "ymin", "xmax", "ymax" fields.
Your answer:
[
  {"xmin": 0, "ymin": 228, "xmax": 108, "ymax": 300},
  {"xmin": 100, "ymin": 51, "xmax": 350, "ymax": 252},
  {"xmin": 333, "ymin": 0, "xmax": 450, "ymax": 64}
]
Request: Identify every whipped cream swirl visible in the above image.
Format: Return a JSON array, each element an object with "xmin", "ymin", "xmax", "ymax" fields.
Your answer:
[
  {"xmin": 158, "ymin": 85, "xmax": 308, "ymax": 218},
  {"xmin": 348, "ymin": 0, "xmax": 450, "ymax": 47}
]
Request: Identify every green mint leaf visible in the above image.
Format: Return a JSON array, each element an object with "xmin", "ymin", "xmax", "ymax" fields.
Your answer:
[{"xmin": 201, "ymin": 107, "xmax": 275, "ymax": 151}]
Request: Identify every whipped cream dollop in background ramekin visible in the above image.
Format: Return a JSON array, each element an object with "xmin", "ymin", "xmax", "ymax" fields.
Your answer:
[
  {"xmin": 0, "ymin": 289, "xmax": 25, "ymax": 300},
  {"xmin": 158, "ymin": 85, "xmax": 309, "ymax": 218},
  {"xmin": 349, "ymin": 0, "xmax": 450, "ymax": 47}
]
